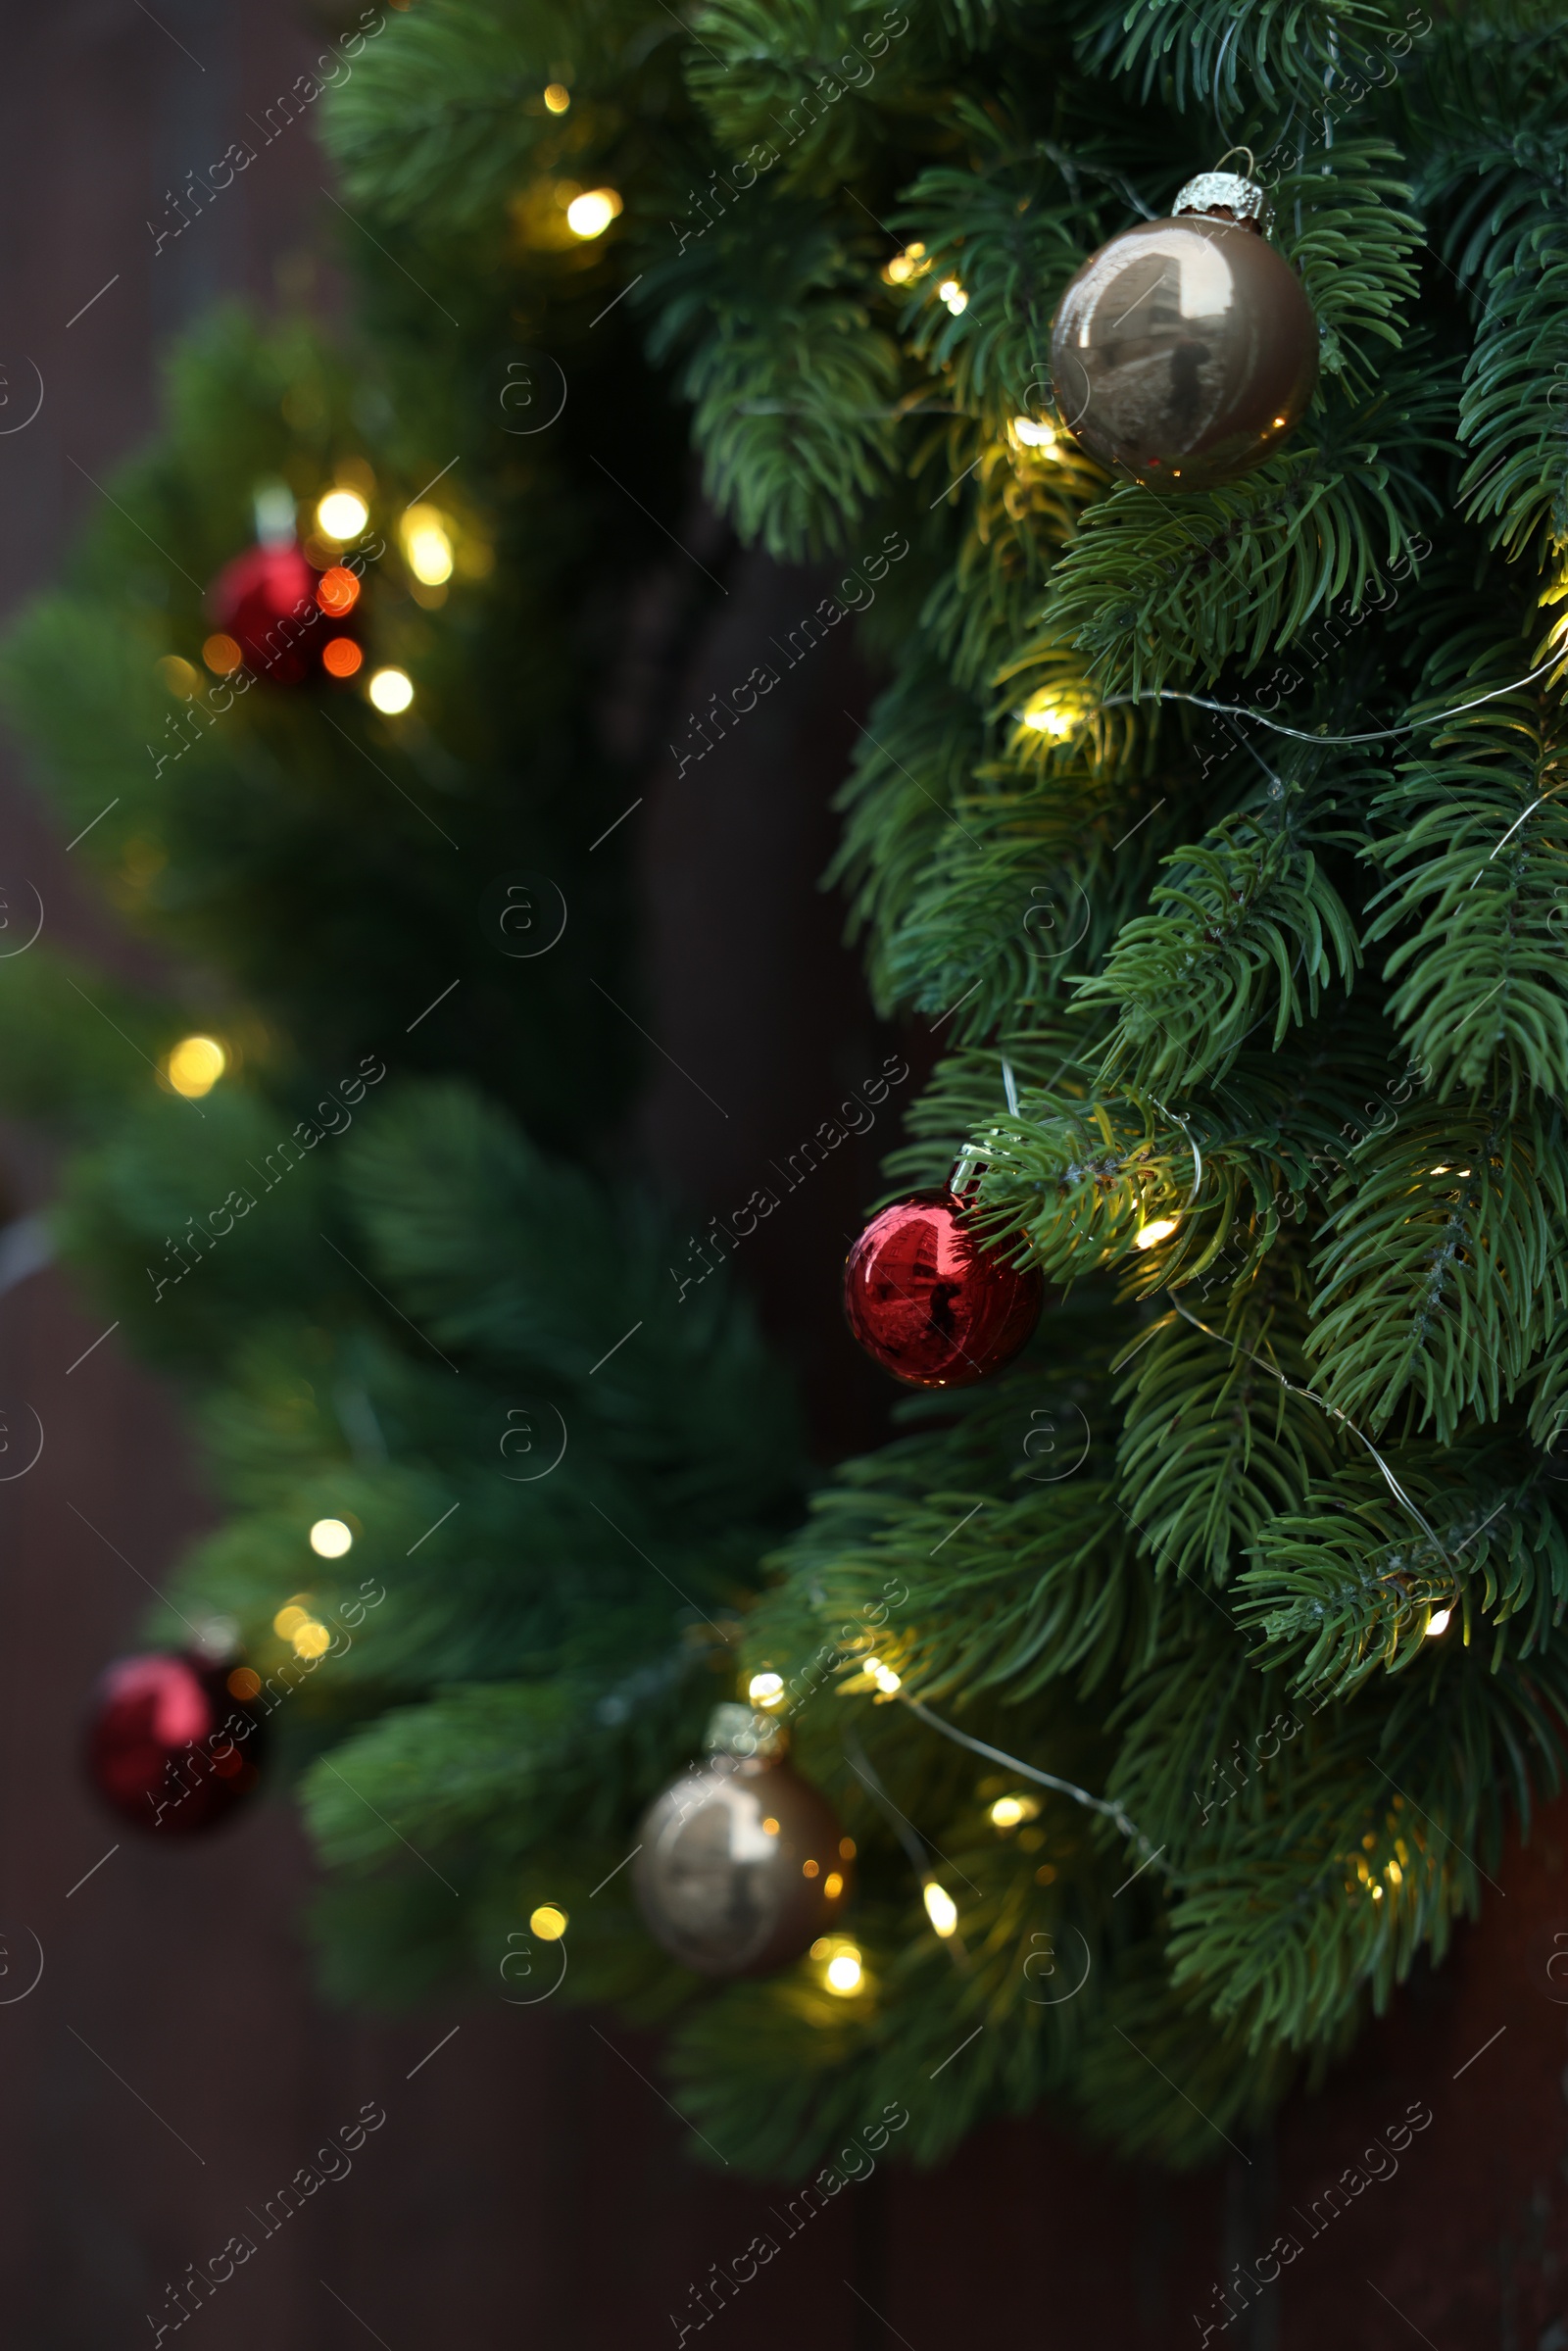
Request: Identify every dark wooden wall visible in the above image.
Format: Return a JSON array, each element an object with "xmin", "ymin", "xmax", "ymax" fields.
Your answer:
[{"xmin": 1, "ymin": 5, "xmax": 1566, "ymax": 2346}]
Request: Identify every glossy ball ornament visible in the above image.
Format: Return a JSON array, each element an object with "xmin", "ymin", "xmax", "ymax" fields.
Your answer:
[
  {"xmin": 845, "ymin": 1188, "xmax": 1043, "ymax": 1388},
  {"xmin": 1050, "ymin": 168, "xmax": 1317, "ymax": 492},
  {"xmin": 207, "ymin": 543, "xmax": 334, "ymax": 686},
  {"xmin": 634, "ymin": 1710, "xmax": 854, "ymax": 1977},
  {"xmin": 85, "ymin": 1651, "xmax": 267, "ymax": 1836}
]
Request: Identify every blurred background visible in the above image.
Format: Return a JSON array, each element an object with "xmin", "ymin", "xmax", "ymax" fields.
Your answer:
[{"xmin": 1, "ymin": 3, "xmax": 1566, "ymax": 2345}]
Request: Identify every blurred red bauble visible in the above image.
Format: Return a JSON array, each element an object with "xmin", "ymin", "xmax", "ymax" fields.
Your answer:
[
  {"xmin": 844, "ymin": 1189, "xmax": 1043, "ymax": 1387},
  {"xmin": 207, "ymin": 543, "xmax": 358, "ymax": 686},
  {"xmin": 85, "ymin": 1651, "xmax": 267, "ymax": 1836}
]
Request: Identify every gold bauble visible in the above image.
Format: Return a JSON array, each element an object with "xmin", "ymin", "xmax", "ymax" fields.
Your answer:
[
  {"xmin": 1050, "ymin": 171, "xmax": 1318, "ymax": 492},
  {"xmin": 633, "ymin": 1711, "xmax": 853, "ymax": 1978}
]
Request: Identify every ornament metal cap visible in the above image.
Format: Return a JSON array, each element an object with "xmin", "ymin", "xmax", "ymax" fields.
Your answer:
[
  {"xmin": 1173, "ymin": 161, "xmax": 1267, "ymax": 233},
  {"xmin": 705, "ymin": 1701, "xmax": 786, "ymax": 1761}
]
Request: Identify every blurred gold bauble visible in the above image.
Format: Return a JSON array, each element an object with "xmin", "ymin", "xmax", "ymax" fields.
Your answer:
[
  {"xmin": 633, "ymin": 1709, "xmax": 853, "ymax": 1978},
  {"xmin": 1050, "ymin": 169, "xmax": 1318, "ymax": 492}
]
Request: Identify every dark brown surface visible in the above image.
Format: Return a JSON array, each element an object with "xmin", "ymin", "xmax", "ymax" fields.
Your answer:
[{"xmin": 1, "ymin": 6, "xmax": 1567, "ymax": 2348}]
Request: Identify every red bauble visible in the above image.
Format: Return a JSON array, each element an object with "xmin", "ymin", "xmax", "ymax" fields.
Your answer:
[
  {"xmin": 85, "ymin": 1651, "xmax": 267, "ymax": 1836},
  {"xmin": 207, "ymin": 543, "xmax": 353, "ymax": 686},
  {"xmin": 844, "ymin": 1189, "xmax": 1043, "ymax": 1387}
]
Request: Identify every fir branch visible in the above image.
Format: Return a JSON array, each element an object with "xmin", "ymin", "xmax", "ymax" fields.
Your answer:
[
  {"xmin": 1307, "ymin": 1100, "xmax": 1568, "ymax": 1434},
  {"xmin": 1078, "ymin": 795, "xmax": 1362, "ymax": 1094},
  {"xmin": 1115, "ymin": 1278, "xmax": 1342, "ymax": 1587}
]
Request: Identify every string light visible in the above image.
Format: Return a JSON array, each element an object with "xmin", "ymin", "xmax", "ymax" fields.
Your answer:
[
  {"xmin": 322, "ymin": 638, "xmax": 363, "ymax": 678},
  {"xmin": 310, "ymin": 1518, "xmax": 354, "ymax": 1558},
  {"xmin": 922, "ymin": 1882, "xmax": 958, "ymax": 1937},
  {"xmin": 166, "ymin": 1036, "xmax": 225, "ymax": 1099},
  {"xmin": 1425, "ymin": 1606, "xmax": 1452, "ymax": 1638},
  {"xmin": 566, "ymin": 188, "xmax": 621, "ymax": 239},
  {"xmin": 1011, "ymin": 416, "xmax": 1057, "ymax": 450},
  {"xmin": 989, "ymin": 1794, "xmax": 1040, "ymax": 1829},
  {"xmin": 871, "ymin": 1662, "xmax": 902, "ymax": 1695},
  {"xmin": 400, "ymin": 505, "xmax": 454, "ymax": 586},
  {"xmin": 1021, "ymin": 696, "xmax": 1076, "ymax": 738},
  {"xmin": 292, "ymin": 1619, "xmax": 330, "ymax": 1659},
  {"xmin": 543, "ymin": 82, "xmax": 570, "ymax": 113},
  {"xmin": 317, "ymin": 489, "xmax": 368, "ymax": 541},
  {"xmin": 938, "ymin": 278, "xmax": 968, "ymax": 315},
  {"xmin": 203, "ymin": 634, "xmax": 242, "ymax": 674},
  {"xmin": 227, "ymin": 1667, "xmax": 262, "ymax": 1700},
  {"xmin": 883, "ymin": 241, "xmax": 928, "ymax": 285},
  {"xmin": 368, "ymin": 667, "xmax": 415, "ymax": 714},
  {"xmin": 824, "ymin": 1946, "xmax": 863, "ymax": 1994},
  {"xmin": 272, "ymin": 1605, "xmax": 309, "ymax": 1640},
  {"xmin": 530, "ymin": 1904, "xmax": 568, "ymax": 1939},
  {"xmin": 1135, "ymin": 1216, "xmax": 1179, "ymax": 1249},
  {"xmin": 747, "ymin": 1671, "xmax": 785, "ymax": 1707},
  {"xmin": 316, "ymin": 565, "xmax": 361, "ymax": 616}
]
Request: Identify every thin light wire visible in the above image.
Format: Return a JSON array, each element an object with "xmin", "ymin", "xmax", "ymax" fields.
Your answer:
[
  {"xmin": 1098, "ymin": 653, "xmax": 1563, "ymax": 748},
  {"xmin": 1169, "ymin": 1301, "xmax": 1453, "ymax": 1570},
  {"xmin": 896, "ymin": 1692, "xmax": 1162, "ymax": 1863}
]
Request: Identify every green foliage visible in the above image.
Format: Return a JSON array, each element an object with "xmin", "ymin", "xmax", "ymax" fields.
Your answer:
[{"xmin": 12, "ymin": 0, "xmax": 1568, "ymax": 2198}]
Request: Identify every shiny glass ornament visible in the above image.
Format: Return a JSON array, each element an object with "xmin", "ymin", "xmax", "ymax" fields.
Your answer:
[
  {"xmin": 634, "ymin": 1716, "xmax": 853, "ymax": 1977},
  {"xmin": 207, "ymin": 543, "xmax": 348, "ymax": 685},
  {"xmin": 844, "ymin": 1188, "xmax": 1043, "ymax": 1388},
  {"xmin": 85, "ymin": 1651, "xmax": 267, "ymax": 1836},
  {"xmin": 1050, "ymin": 169, "xmax": 1318, "ymax": 492}
]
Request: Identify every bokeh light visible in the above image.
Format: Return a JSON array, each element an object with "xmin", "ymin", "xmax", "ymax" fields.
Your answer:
[
  {"xmin": 368, "ymin": 667, "xmax": 414, "ymax": 714},
  {"xmin": 166, "ymin": 1036, "xmax": 225, "ymax": 1099},
  {"xmin": 824, "ymin": 1947, "xmax": 863, "ymax": 1994},
  {"xmin": 316, "ymin": 565, "xmax": 361, "ymax": 616},
  {"xmin": 566, "ymin": 188, "xmax": 621, "ymax": 239},
  {"xmin": 310, "ymin": 1518, "xmax": 354, "ymax": 1558},
  {"xmin": 316, "ymin": 489, "xmax": 368, "ymax": 541},
  {"xmin": 322, "ymin": 638, "xmax": 364, "ymax": 678},
  {"xmin": 400, "ymin": 506, "xmax": 454, "ymax": 586}
]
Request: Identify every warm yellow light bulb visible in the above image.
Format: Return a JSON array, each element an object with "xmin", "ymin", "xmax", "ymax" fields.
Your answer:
[
  {"xmin": 317, "ymin": 489, "xmax": 368, "ymax": 542},
  {"xmin": 1021, "ymin": 699, "xmax": 1075, "ymax": 739},
  {"xmin": 825, "ymin": 1948, "xmax": 863, "ymax": 1994},
  {"xmin": 566, "ymin": 188, "xmax": 621, "ymax": 239},
  {"xmin": 166, "ymin": 1036, "xmax": 225, "ymax": 1099},
  {"xmin": 990, "ymin": 1795, "xmax": 1026, "ymax": 1828},
  {"xmin": 400, "ymin": 505, "xmax": 454, "ymax": 586},
  {"xmin": 530, "ymin": 1903, "xmax": 568, "ymax": 1940},
  {"xmin": 272, "ymin": 1604, "xmax": 309, "ymax": 1640},
  {"xmin": 292, "ymin": 1619, "xmax": 330, "ymax": 1659},
  {"xmin": 1011, "ymin": 416, "xmax": 1056, "ymax": 450},
  {"xmin": 871, "ymin": 1663, "xmax": 902, "ymax": 1695},
  {"xmin": 368, "ymin": 667, "xmax": 415, "ymax": 714},
  {"xmin": 1135, "ymin": 1216, "xmax": 1179, "ymax": 1250},
  {"xmin": 748, "ymin": 1671, "xmax": 785, "ymax": 1707},
  {"xmin": 922, "ymin": 1882, "xmax": 958, "ymax": 1937},
  {"xmin": 1425, "ymin": 1606, "xmax": 1452, "ymax": 1638},
  {"xmin": 938, "ymin": 279, "xmax": 968, "ymax": 315},
  {"xmin": 543, "ymin": 82, "xmax": 570, "ymax": 113},
  {"xmin": 310, "ymin": 1517, "xmax": 354, "ymax": 1559}
]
